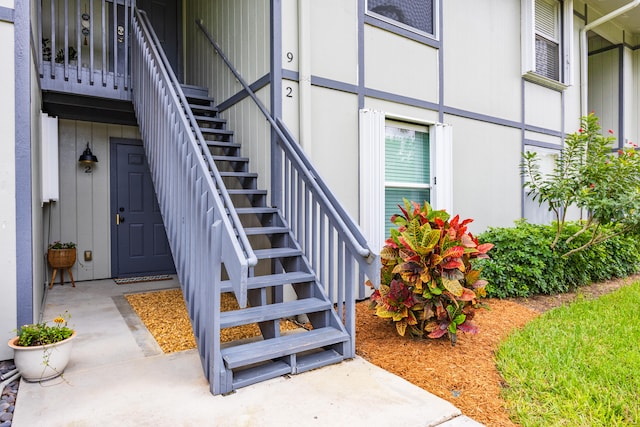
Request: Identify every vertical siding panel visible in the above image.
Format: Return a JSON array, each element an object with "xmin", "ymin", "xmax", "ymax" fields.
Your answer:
[
  {"xmin": 185, "ymin": 0, "xmax": 271, "ymax": 196},
  {"xmin": 57, "ymin": 121, "xmax": 79, "ymax": 281},
  {"xmin": 75, "ymin": 121, "xmax": 93, "ymax": 281},
  {"xmin": 49, "ymin": 121, "xmax": 143, "ymax": 281},
  {"xmin": 92, "ymin": 123, "xmax": 110, "ymax": 279}
]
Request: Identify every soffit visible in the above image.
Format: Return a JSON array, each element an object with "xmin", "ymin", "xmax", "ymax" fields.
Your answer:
[{"xmin": 583, "ymin": 0, "xmax": 640, "ymax": 37}]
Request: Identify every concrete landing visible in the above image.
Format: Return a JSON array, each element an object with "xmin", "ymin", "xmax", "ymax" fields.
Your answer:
[{"xmin": 12, "ymin": 278, "xmax": 483, "ymax": 427}]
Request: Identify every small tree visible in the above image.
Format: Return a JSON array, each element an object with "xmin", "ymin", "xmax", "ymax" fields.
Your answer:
[{"xmin": 522, "ymin": 113, "xmax": 640, "ymax": 257}]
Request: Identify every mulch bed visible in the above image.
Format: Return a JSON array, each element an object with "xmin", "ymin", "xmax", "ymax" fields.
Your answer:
[
  {"xmin": 125, "ymin": 289, "xmax": 300, "ymax": 353},
  {"xmin": 125, "ymin": 274, "xmax": 640, "ymax": 426}
]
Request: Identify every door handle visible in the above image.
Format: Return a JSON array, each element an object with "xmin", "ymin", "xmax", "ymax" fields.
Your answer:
[{"xmin": 116, "ymin": 214, "xmax": 125, "ymax": 225}]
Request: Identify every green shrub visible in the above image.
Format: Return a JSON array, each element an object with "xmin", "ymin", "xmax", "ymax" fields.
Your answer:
[{"xmin": 478, "ymin": 221, "xmax": 640, "ymax": 298}]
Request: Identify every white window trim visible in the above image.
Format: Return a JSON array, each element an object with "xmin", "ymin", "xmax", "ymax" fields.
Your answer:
[
  {"xmin": 359, "ymin": 109, "xmax": 452, "ymax": 252},
  {"xmin": 521, "ymin": 0, "xmax": 574, "ymax": 90},
  {"xmin": 365, "ymin": 0, "xmax": 438, "ymax": 40}
]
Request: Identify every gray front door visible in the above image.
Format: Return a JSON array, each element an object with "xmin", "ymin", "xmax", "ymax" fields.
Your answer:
[
  {"xmin": 137, "ymin": 0, "xmax": 182, "ymax": 80},
  {"xmin": 110, "ymin": 139, "xmax": 175, "ymax": 277}
]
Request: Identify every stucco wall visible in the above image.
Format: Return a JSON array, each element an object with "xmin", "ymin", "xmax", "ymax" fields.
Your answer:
[
  {"xmin": 0, "ymin": 16, "xmax": 16, "ymax": 361},
  {"xmin": 442, "ymin": 0, "xmax": 522, "ymax": 122},
  {"xmin": 445, "ymin": 115, "xmax": 522, "ymax": 233}
]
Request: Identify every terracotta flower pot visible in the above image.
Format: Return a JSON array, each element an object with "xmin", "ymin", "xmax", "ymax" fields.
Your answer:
[{"xmin": 7, "ymin": 331, "xmax": 76, "ymax": 382}]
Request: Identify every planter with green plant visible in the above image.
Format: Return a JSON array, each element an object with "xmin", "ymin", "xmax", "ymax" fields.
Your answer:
[
  {"xmin": 47, "ymin": 241, "xmax": 76, "ymax": 288},
  {"xmin": 366, "ymin": 200, "xmax": 493, "ymax": 345},
  {"xmin": 7, "ymin": 312, "xmax": 75, "ymax": 382}
]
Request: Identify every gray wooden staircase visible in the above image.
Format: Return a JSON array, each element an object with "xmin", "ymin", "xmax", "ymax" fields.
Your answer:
[
  {"xmin": 182, "ymin": 85, "xmax": 351, "ymax": 392},
  {"xmin": 132, "ymin": 8, "xmax": 377, "ymax": 396}
]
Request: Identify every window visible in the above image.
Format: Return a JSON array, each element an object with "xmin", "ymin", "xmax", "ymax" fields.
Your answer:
[
  {"xmin": 359, "ymin": 110, "xmax": 452, "ymax": 252},
  {"xmin": 384, "ymin": 124, "xmax": 431, "ymax": 238},
  {"xmin": 522, "ymin": 0, "xmax": 573, "ymax": 89},
  {"xmin": 535, "ymin": 0, "xmax": 561, "ymax": 80},
  {"xmin": 523, "ymin": 146, "xmax": 558, "ymax": 224},
  {"xmin": 367, "ymin": 0, "xmax": 434, "ymax": 36}
]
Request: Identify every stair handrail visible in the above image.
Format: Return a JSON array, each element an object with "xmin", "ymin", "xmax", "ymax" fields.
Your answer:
[
  {"xmin": 133, "ymin": 9, "xmax": 257, "ymax": 307},
  {"xmin": 195, "ymin": 20, "xmax": 376, "ymax": 268}
]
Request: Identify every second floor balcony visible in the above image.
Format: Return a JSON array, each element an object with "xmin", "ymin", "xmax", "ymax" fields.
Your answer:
[{"xmin": 38, "ymin": 0, "xmax": 136, "ymax": 125}]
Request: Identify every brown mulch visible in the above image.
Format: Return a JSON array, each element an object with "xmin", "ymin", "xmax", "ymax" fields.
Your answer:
[
  {"xmin": 125, "ymin": 274, "xmax": 640, "ymax": 427},
  {"xmin": 356, "ymin": 273, "xmax": 640, "ymax": 427},
  {"xmin": 125, "ymin": 289, "xmax": 300, "ymax": 353}
]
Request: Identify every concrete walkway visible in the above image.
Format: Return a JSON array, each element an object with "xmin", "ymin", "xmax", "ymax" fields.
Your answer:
[{"xmin": 12, "ymin": 278, "xmax": 483, "ymax": 427}]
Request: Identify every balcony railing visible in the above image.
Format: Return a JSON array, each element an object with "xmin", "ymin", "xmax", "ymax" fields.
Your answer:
[{"xmin": 38, "ymin": 0, "xmax": 133, "ymax": 101}]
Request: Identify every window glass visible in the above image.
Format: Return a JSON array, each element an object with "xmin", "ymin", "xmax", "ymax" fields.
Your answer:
[
  {"xmin": 534, "ymin": 0, "xmax": 560, "ymax": 81},
  {"xmin": 367, "ymin": 0, "xmax": 434, "ymax": 35},
  {"xmin": 384, "ymin": 125, "xmax": 430, "ymax": 237}
]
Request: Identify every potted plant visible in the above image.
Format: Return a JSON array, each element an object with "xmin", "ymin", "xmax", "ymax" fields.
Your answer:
[
  {"xmin": 48, "ymin": 241, "xmax": 76, "ymax": 288},
  {"xmin": 7, "ymin": 312, "xmax": 76, "ymax": 382},
  {"xmin": 55, "ymin": 46, "xmax": 77, "ymax": 64}
]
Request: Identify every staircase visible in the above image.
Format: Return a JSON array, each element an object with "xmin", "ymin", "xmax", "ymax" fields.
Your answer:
[
  {"xmin": 132, "ymin": 8, "xmax": 377, "ymax": 396},
  {"xmin": 182, "ymin": 85, "xmax": 351, "ymax": 392}
]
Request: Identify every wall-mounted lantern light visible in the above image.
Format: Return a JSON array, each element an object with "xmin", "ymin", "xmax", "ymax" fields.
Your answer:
[{"xmin": 78, "ymin": 142, "xmax": 98, "ymax": 164}]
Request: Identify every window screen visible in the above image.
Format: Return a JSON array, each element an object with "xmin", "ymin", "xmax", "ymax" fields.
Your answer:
[
  {"xmin": 534, "ymin": 0, "xmax": 560, "ymax": 81},
  {"xmin": 384, "ymin": 125, "xmax": 430, "ymax": 237},
  {"xmin": 367, "ymin": 0, "xmax": 434, "ymax": 35}
]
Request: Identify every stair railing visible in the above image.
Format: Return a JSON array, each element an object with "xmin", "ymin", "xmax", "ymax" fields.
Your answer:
[
  {"xmin": 132, "ymin": 9, "xmax": 257, "ymax": 307},
  {"xmin": 131, "ymin": 9, "xmax": 257, "ymax": 390},
  {"xmin": 196, "ymin": 20, "xmax": 380, "ymax": 356}
]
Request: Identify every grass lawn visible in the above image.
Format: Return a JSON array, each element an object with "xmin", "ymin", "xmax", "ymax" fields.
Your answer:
[{"xmin": 496, "ymin": 281, "xmax": 640, "ymax": 426}]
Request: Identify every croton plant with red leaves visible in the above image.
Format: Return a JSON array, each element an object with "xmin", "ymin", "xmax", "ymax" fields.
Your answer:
[{"xmin": 366, "ymin": 199, "xmax": 493, "ymax": 346}]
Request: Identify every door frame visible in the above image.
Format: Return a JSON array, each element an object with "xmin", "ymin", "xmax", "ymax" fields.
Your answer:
[{"xmin": 109, "ymin": 137, "xmax": 174, "ymax": 277}]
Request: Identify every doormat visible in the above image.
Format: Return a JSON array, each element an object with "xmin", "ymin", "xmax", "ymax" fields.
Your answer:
[{"xmin": 114, "ymin": 275, "xmax": 173, "ymax": 285}]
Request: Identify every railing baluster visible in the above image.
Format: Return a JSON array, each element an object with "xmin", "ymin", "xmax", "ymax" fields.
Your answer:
[
  {"xmin": 124, "ymin": 0, "xmax": 129, "ymax": 89},
  {"xmin": 76, "ymin": 0, "xmax": 81, "ymax": 82},
  {"xmin": 112, "ymin": 0, "xmax": 118, "ymax": 88},
  {"xmin": 328, "ymin": 228, "xmax": 335, "ymax": 303},
  {"xmin": 38, "ymin": 0, "xmax": 43, "ymax": 77},
  {"xmin": 64, "ymin": 0, "xmax": 68, "ymax": 80},
  {"xmin": 90, "ymin": 0, "xmax": 94, "ymax": 84},
  {"xmin": 50, "ymin": 0, "xmax": 55, "ymax": 79},
  {"xmin": 101, "ymin": 0, "xmax": 106, "ymax": 86},
  {"xmin": 319, "ymin": 209, "xmax": 326, "ymax": 284}
]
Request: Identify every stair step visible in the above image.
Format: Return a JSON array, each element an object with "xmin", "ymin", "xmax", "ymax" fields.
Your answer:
[
  {"xmin": 227, "ymin": 189, "xmax": 268, "ymax": 196},
  {"xmin": 235, "ymin": 207, "xmax": 279, "ymax": 215},
  {"xmin": 193, "ymin": 115, "xmax": 226, "ymax": 127},
  {"xmin": 185, "ymin": 93, "xmax": 215, "ymax": 105},
  {"xmin": 180, "ymin": 84, "xmax": 209, "ymax": 98},
  {"xmin": 254, "ymin": 247, "xmax": 301, "ymax": 259},
  {"xmin": 219, "ymin": 171, "xmax": 258, "ymax": 179},
  {"xmin": 231, "ymin": 349, "xmax": 344, "ymax": 389},
  {"xmin": 232, "ymin": 361, "xmax": 291, "ymax": 390},
  {"xmin": 205, "ymin": 140, "xmax": 241, "ymax": 149},
  {"xmin": 221, "ymin": 297, "xmax": 330, "ymax": 328},
  {"xmin": 190, "ymin": 104, "xmax": 219, "ymax": 115},
  {"xmin": 220, "ymin": 271, "xmax": 317, "ymax": 293},
  {"xmin": 200, "ymin": 128, "xmax": 233, "ymax": 137},
  {"xmin": 244, "ymin": 226, "xmax": 288, "ymax": 235},
  {"xmin": 295, "ymin": 349, "xmax": 344, "ymax": 374},
  {"xmin": 212, "ymin": 155, "xmax": 249, "ymax": 164},
  {"xmin": 221, "ymin": 327, "xmax": 349, "ymax": 369}
]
